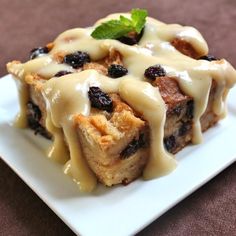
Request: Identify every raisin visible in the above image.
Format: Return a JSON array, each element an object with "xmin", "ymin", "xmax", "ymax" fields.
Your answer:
[
  {"xmin": 88, "ymin": 87, "xmax": 113, "ymax": 112},
  {"xmin": 27, "ymin": 102, "xmax": 41, "ymax": 122},
  {"xmin": 107, "ymin": 64, "xmax": 128, "ymax": 78},
  {"xmin": 28, "ymin": 116, "xmax": 51, "ymax": 139},
  {"xmin": 54, "ymin": 70, "xmax": 72, "ymax": 77},
  {"xmin": 121, "ymin": 178, "xmax": 129, "ymax": 186},
  {"xmin": 173, "ymin": 105, "xmax": 182, "ymax": 116},
  {"xmin": 28, "ymin": 115, "xmax": 39, "ymax": 131},
  {"xmin": 178, "ymin": 121, "xmax": 192, "ymax": 136},
  {"xmin": 164, "ymin": 135, "xmax": 176, "ymax": 152},
  {"xmin": 64, "ymin": 51, "xmax": 90, "ymax": 68},
  {"xmin": 30, "ymin": 47, "xmax": 49, "ymax": 60},
  {"xmin": 118, "ymin": 29, "xmax": 144, "ymax": 45},
  {"xmin": 27, "ymin": 102, "xmax": 51, "ymax": 139},
  {"xmin": 199, "ymin": 55, "xmax": 218, "ymax": 61},
  {"xmin": 144, "ymin": 65, "xmax": 166, "ymax": 80},
  {"xmin": 120, "ymin": 133, "xmax": 146, "ymax": 159},
  {"xmin": 186, "ymin": 100, "xmax": 194, "ymax": 119}
]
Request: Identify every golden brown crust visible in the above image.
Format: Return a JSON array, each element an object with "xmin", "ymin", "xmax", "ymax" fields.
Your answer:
[
  {"xmin": 152, "ymin": 76, "xmax": 191, "ymax": 110},
  {"xmin": 74, "ymin": 94, "xmax": 146, "ymax": 155},
  {"xmin": 83, "ymin": 62, "xmax": 107, "ymax": 75},
  {"xmin": 171, "ymin": 38, "xmax": 199, "ymax": 59},
  {"xmin": 85, "ymin": 149, "xmax": 149, "ymax": 186},
  {"xmin": 46, "ymin": 42, "xmax": 54, "ymax": 51},
  {"xmin": 73, "ymin": 93, "xmax": 149, "ymax": 186},
  {"xmin": 25, "ymin": 74, "xmax": 45, "ymax": 90},
  {"xmin": 103, "ymin": 49, "xmax": 123, "ymax": 66},
  {"xmin": 52, "ymin": 52, "xmax": 66, "ymax": 63}
]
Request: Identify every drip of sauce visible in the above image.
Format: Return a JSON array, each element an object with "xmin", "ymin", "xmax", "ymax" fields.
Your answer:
[
  {"xmin": 42, "ymin": 71, "xmax": 101, "ymax": 191},
  {"xmin": 14, "ymin": 79, "xmax": 29, "ymax": 128},
  {"xmin": 7, "ymin": 13, "xmax": 236, "ymax": 191},
  {"xmin": 43, "ymin": 70, "xmax": 128, "ymax": 191},
  {"xmin": 45, "ymin": 112, "xmax": 69, "ymax": 164},
  {"xmin": 119, "ymin": 79, "xmax": 177, "ymax": 178}
]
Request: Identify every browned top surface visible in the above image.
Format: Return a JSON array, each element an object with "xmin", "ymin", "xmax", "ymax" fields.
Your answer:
[
  {"xmin": 0, "ymin": 1, "xmax": 236, "ymax": 236},
  {"xmin": 153, "ymin": 76, "xmax": 191, "ymax": 109}
]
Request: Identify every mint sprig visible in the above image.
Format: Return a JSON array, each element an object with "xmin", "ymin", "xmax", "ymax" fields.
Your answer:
[
  {"xmin": 91, "ymin": 9, "xmax": 148, "ymax": 39},
  {"xmin": 131, "ymin": 9, "xmax": 148, "ymax": 33}
]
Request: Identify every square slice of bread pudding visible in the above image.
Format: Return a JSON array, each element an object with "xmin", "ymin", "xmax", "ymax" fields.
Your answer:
[{"xmin": 7, "ymin": 9, "xmax": 236, "ymax": 192}]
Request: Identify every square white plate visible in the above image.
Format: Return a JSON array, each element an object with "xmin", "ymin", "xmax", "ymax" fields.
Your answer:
[{"xmin": 0, "ymin": 74, "xmax": 236, "ymax": 236}]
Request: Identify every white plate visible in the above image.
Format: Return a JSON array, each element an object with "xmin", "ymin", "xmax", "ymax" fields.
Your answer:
[{"xmin": 0, "ymin": 74, "xmax": 236, "ymax": 236}]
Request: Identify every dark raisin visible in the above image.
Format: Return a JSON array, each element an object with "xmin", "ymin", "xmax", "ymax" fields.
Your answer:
[
  {"xmin": 107, "ymin": 64, "xmax": 128, "ymax": 78},
  {"xmin": 173, "ymin": 105, "xmax": 182, "ymax": 117},
  {"xmin": 121, "ymin": 178, "xmax": 129, "ymax": 186},
  {"xmin": 186, "ymin": 100, "xmax": 194, "ymax": 119},
  {"xmin": 30, "ymin": 47, "xmax": 49, "ymax": 60},
  {"xmin": 88, "ymin": 87, "xmax": 113, "ymax": 112},
  {"xmin": 178, "ymin": 121, "xmax": 192, "ymax": 136},
  {"xmin": 120, "ymin": 133, "xmax": 146, "ymax": 159},
  {"xmin": 27, "ymin": 102, "xmax": 41, "ymax": 122},
  {"xmin": 64, "ymin": 51, "xmax": 90, "ymax": 68},
  {"xmin": 144, "ymin": 64, "xmax": 166, "ymax": 80},
  {"xmin": 54, "ymin": 70, "xmax": 72, "ymax": 77},
  {"xmin": 28, "ymin": 115, "xmax": 39, "ymax": 131},
  {"xmin": 164, "ymin": 135, "xmax": 176, "ymax": 152},
  {"xmin": 27, "ymin": 102, "xmax": 51, "ymax": 139},
  {"xmin": 199, "ymin": 55, "xmax": 219, "ymax": 61},
  {"xmin": 118, "ymin": 28, "xmax": 144, "ymax": 45},
  {"xmin": 36, "ymin": 126, "xmax": 51, "ymax": 139},
  {"xmin": 28, "ymin": 117, "xmax": 51, "ymax": 139}
]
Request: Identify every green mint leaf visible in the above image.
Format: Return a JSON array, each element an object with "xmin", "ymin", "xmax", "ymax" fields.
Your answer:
[
  {"xmin": 91, "ymin": 9, "xmax": 148, "ymax": 39},
  {"xmin": 91, "ymin": 20, "xmax": 133, "ymax": 39},
  {"xmin": 131, "ymin": 8, "xmax": 148, "ymax": 33},
  {"xmin": 120, "ymin": 15, "xmax": 133, "ymax": 27}
]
